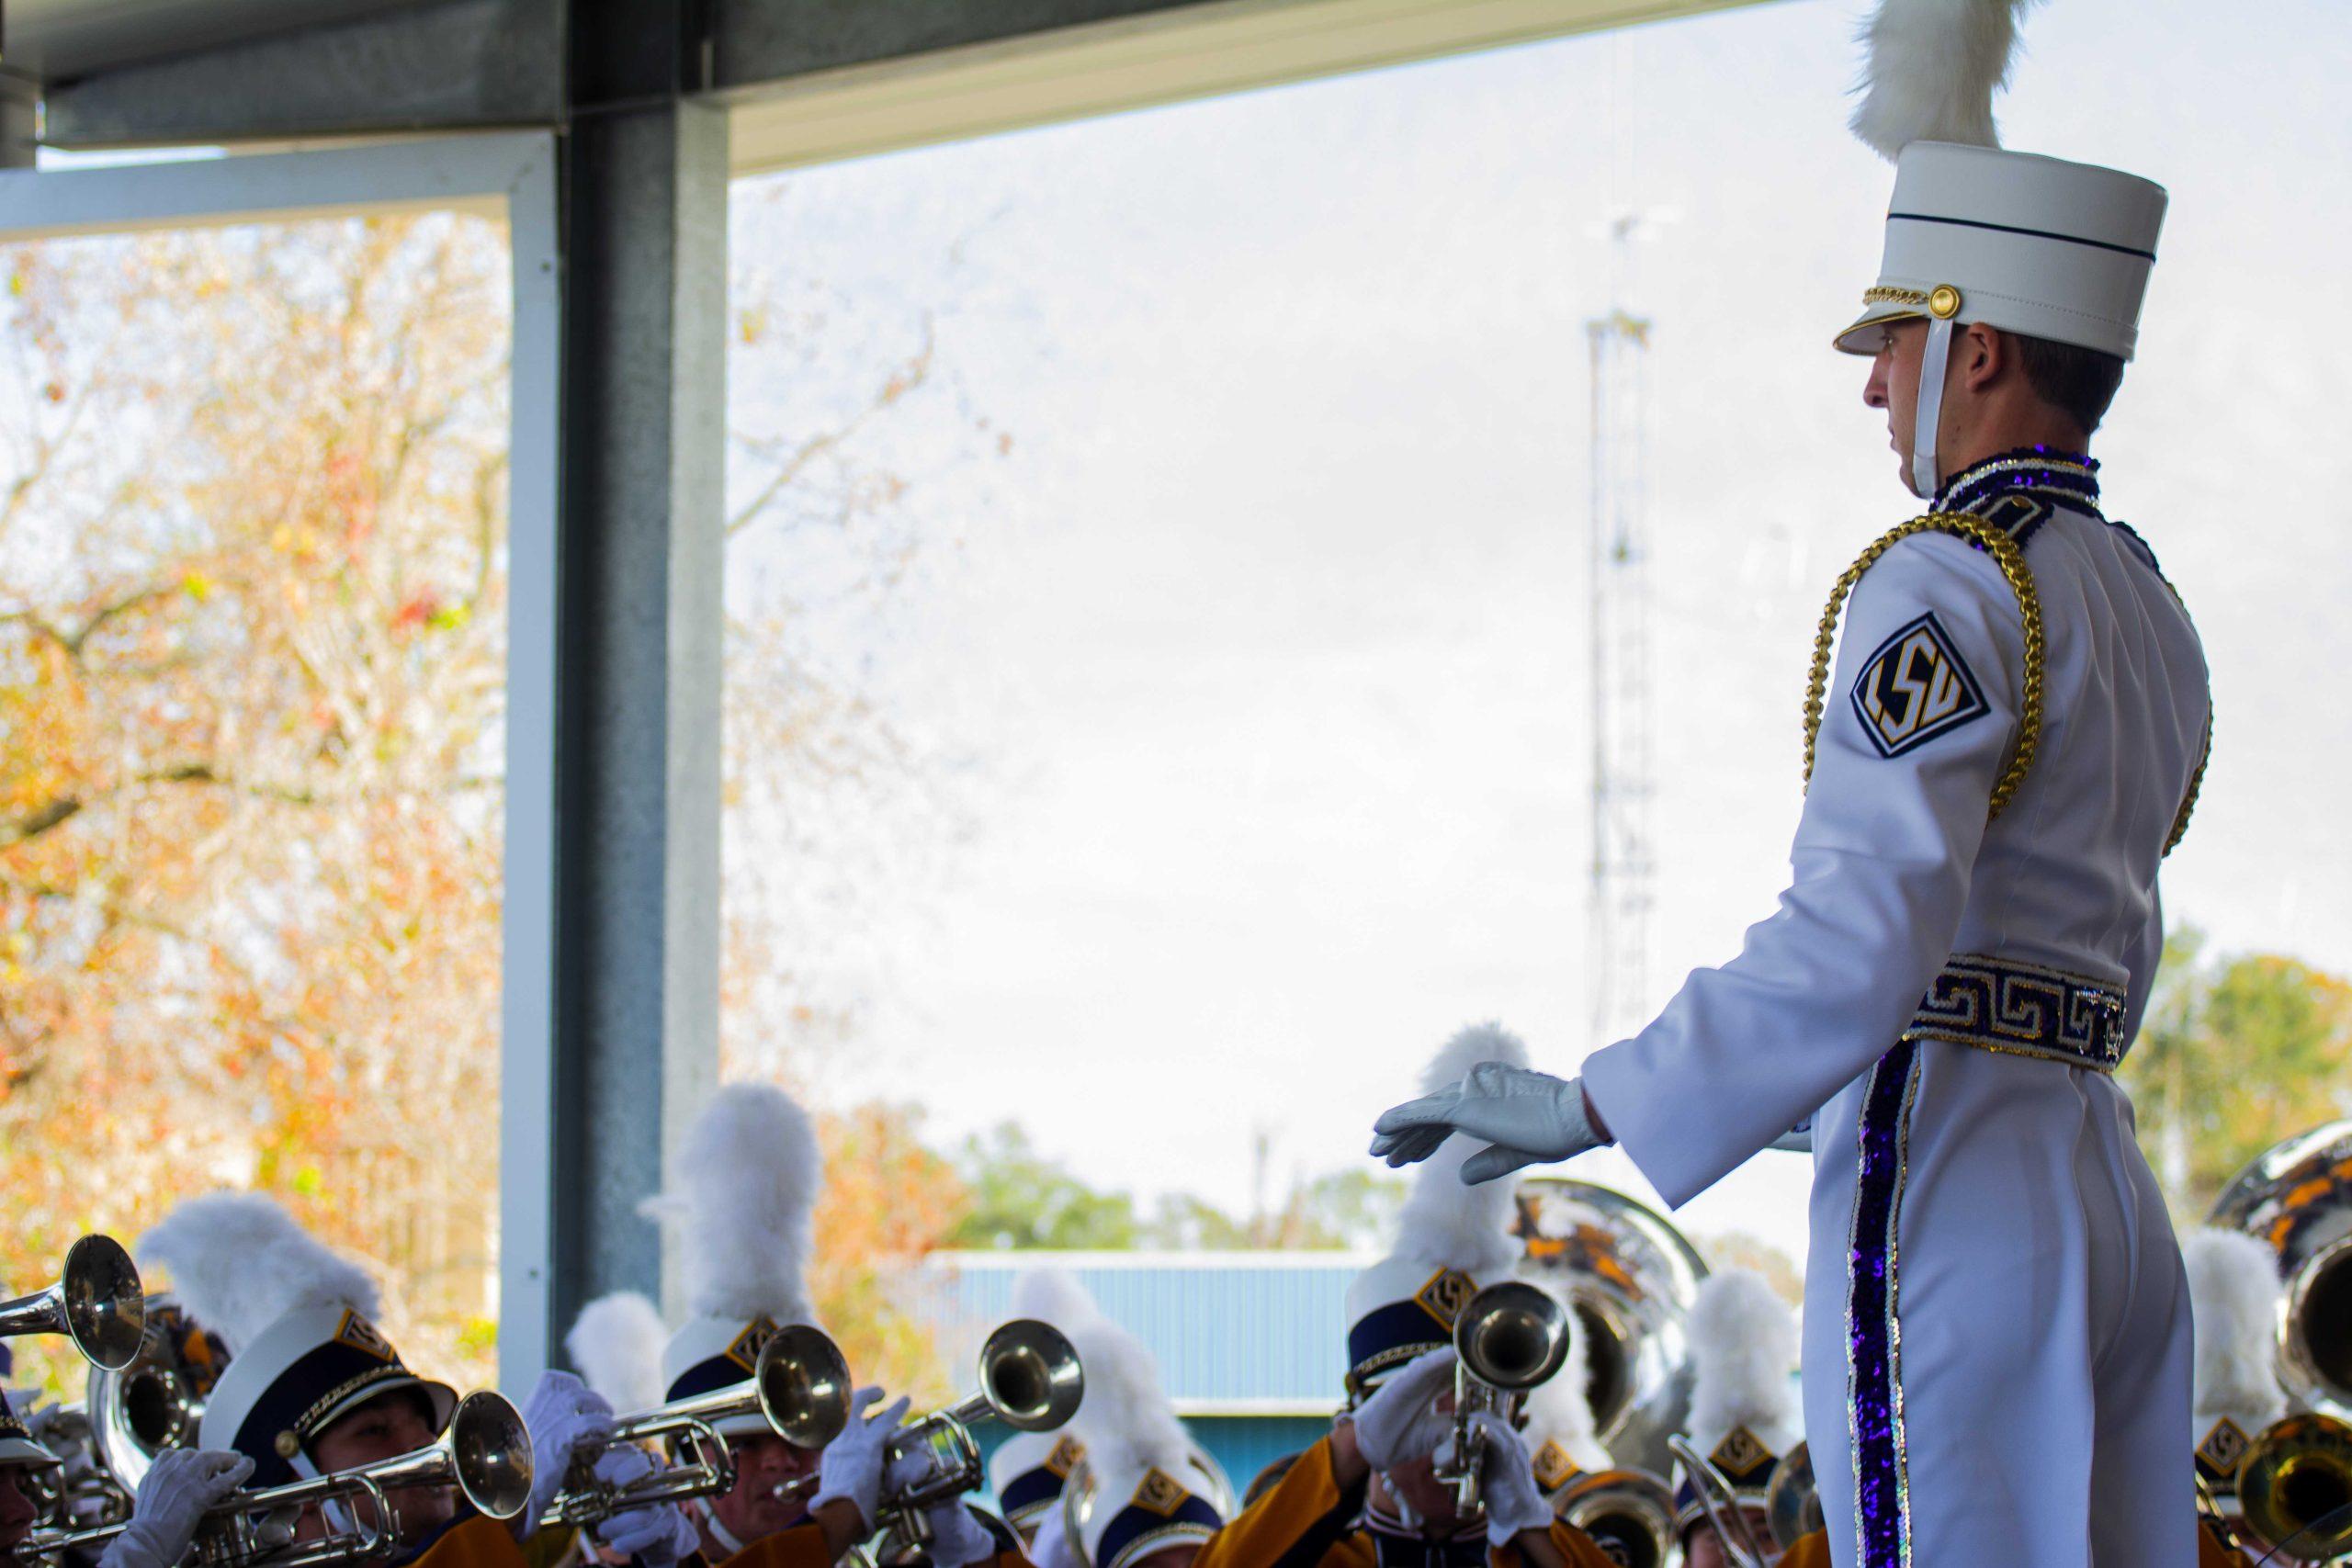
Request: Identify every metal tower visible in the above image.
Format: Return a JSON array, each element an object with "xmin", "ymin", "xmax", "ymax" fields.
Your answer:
[{"xmin": 1586, "ymin": 219, "xmax": 1656, "ymax": 1045}]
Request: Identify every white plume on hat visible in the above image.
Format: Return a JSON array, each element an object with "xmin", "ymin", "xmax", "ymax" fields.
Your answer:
[
  {"xmin": 640, "ymin": 1082, "xmax": 823, "ymax": 1324},
  {"xmin": 1514, "ymin": 1278, "xmax": 1611, "ymax": 1476},
  {"xmin": 2183, "ymin": 1228, "xmax": 2288, "ymax": 1434},
  {"xmin": 1686, "ymin": 1269, "xmax": 1802, "ymax": 1455},
  {"xmin": 568, "ymin": 1292, "xmax": 669, "ymax": 1415},
  {"xmin": 138, "ymin": 1193, "xmax": 378, "ymax": 1354},
  {"xmin": 1849, "ymin": 0, "xmax": 2038, "ymax": 160},
  {"xmin": 1013, "ymin": 1269, "xmax": 1102, "ymax": 1334},
  {"xmin": 1067, "ymin": 1312, "xmax": 1190, "ymax": 1480},
  {"xmin": 1388, "ymin": 1022, "xmax": 1528, "ymax": 1280}
]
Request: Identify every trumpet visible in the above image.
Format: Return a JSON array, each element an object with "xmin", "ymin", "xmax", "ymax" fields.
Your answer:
[
  {"xmin": 1556, "ymin": 1467, "xmax": 1676, "ymax": 1568},
  {"xmin": 1764, "ymin": 1441, "xmax": 1821, "ymax": 1552},
  {"xmin": 21, "ymin": 1391, "xmax": 533, "ymax": 1568},
  {"xmin": 1433, "ymin": 1282, "xmax": 1571, "ymax": 1516},
  {"xmin": 0, "ymin": 1236, "xmax": 145, "ymax": 1372},
  {"xmin": 1667, "ymin": 1437, "xmax": 1770, "ymax": 1568},
  {"xmin": 2238, "ymin": 1413, "xmax": 2352, "ymax": 1562},
  {"xmin": 783, "ymin": 1319, "xmax": 1083, "ymax": 1546},
  {"xmin": 541, "ymin": 1324, "xmax": 852, "ymax": 1528}
]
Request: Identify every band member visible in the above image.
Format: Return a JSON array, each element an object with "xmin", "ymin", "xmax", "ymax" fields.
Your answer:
[
  {"xmin": 1199, "ymin": 1028, "xmax": 1618, "ymax": 1568},
  {"xmin": 988, "ymin": 1273, "xmax": 1095, "ymax": 1550},
  {"xmin": 138, "ymin": 1193, "xmax": 627, "ymax": 1568},
  {"xmin": 0, "ymin": 1390, "xmax": 251, "ymax": 1568},
  {"xmin": 1670, "ymin": 1273, "xmax": 1799, "ymax": 1568},
  {"xmin": 1061, "ymin": 1301, "xmax": 1225, "ymax": 1568},
  {"xmin": 1373, "ymin": 1, "xmax": 2209, "ymax": 1561}
]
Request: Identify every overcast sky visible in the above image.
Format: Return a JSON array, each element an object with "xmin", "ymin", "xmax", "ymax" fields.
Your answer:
[{"xmin": 725, "ymin": 0, "xmax": 2352, "ymax": 1266}]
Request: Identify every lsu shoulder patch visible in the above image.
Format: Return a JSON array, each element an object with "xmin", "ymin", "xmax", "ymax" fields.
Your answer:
[{"xmin": 1849, "ymin": 611, "xmax": 1990, "ymax": 758}]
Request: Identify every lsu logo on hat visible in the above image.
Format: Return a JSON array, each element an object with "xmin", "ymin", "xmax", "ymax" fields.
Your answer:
[
  {"xmin": 1130, "ymin": 1468, "xmax": 1192, "ymax": 1517},
  {"xmin": 1413, "ymin": 1269, "xmax": 1476, "ymax": 1330},
  {"xmin": 727, "ymin": 1316, "xmax": 781, "ymax": 1372},
  {"xmin": 1850, "ymin": 611, "xmax": 1989, "ymax": 758},
  {"xmin": 334, "ymin": 1311, "xmax": 400, "ymax": 1363}
]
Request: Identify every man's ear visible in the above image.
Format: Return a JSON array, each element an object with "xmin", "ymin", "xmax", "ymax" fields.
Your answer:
[{"xmin": 1958, "ymin": 323, "xmax": 2007, "ymax": 393}]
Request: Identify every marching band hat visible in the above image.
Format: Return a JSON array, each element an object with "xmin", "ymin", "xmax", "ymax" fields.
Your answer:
[
  {"xmin": 639, "ymin": 1083, "xmax": 825, "ymax": 1440},
  {"xmin": 140, "ymin": 1193, "xmax": 455, "ymax": 1491},
  {"xmin": 1344, "ymin": 1024, "xmax": 1529, "ymax": 1404},
  {"xmin": 2183, "ymin": 1228, "xmax": 2288, "ymax": 1499},
  {"xmin": 1064, "ymin": 1311, "xmax": 1225, "ymax": 1568},
  {"xmin": 0, "ymin": 1389, "xmax": 61, "ymax": 1470},
  {"xmin": 1671, "ymin": 1270, "xmax": 1800, "ymax": 1536},
  {"xmin": 990, "ymin": 1270, "xmax": 1100, "ymax": 1534}
]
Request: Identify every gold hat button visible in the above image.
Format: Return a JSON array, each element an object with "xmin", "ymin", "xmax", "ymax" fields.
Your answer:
[
  {"xmin": 1928, "ymin": 285, "xmax": 1962, "ymax": 319},
  {"xmin": 275, "ymin": 1431, "xmax": 301, "ymax": 1459}
]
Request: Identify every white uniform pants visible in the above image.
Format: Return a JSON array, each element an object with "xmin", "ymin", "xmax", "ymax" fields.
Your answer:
[{"xmin": 1799, "ymin": 1039, "xmax": 2194, "ymax": 1568}]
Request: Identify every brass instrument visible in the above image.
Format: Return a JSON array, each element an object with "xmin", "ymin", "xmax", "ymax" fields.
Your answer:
[
  {"xmin": 2211, "ymin": 1121, "xmax": 2352, "ymax": 1419},
  {"xmin": 19, "ymin": 1403, "xmax": 133, "ymax": 1535},
  {"xmin": 1511, "ymin": 1179, "xmax": 1706, "ymax": 1471},
  {"xmin": 0, "ymin": 1236, "xmax": 145, "ymax": 1371},
  {"xmin": 22, "ymin": 1391, "xmax": 533, "ymax": 1568},
  {"xmin": 80, "ymin": 1295, "xmax": 231, "ymax": 1496},
  {"xmin": 1764, "ymin": 1440, "xmax": 1822, "ymax": 1551},
  {"xmin": 1555, "ymin": 1467, "xmax": 1676, "ymax": 1568},
  {"xmin": 1667, "ymin": 1437, "xmax": 1770, "ymax": 1568},
  {"xmin": 2238, "ymin": 1413, "xmax": 2352, "ymax": 1562},
  {"xmin": 1433, "ymin": 1281, "xmax": 1571, "ymax": 1516},
  {"xmin": 809, "ymin": 1320, "xmax": 1080, "ymax": 1557},
  {"xmin": 541, "ymin": 1323, "xmax": 851, "ymax": 1528}
]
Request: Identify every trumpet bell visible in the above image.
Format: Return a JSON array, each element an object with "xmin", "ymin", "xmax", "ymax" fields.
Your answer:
[
  {"xmin": 1456, "ymin": 1281, "xmax": 1571, "ymax": 1393},
  {"xmin": 2241, "ymin": 1413, "xmax": 2352, "ymax": 1562},
  {"xmin": 977, "ymin": 1319, "xmax": 1084, "ymax": 1433},
  {"xmin": 444, "ymin": 1392, "xmax": 534, "ymax": 1522},
  {"xmin": 0, "ymin": 1236, "xmax": 146, "ymax": 1372},
  {"xmin": 1557, "ymin": 1468, "xmax": 1676, "ymax": 1568},
  {"xmin": 1765, "ymin": 1441, "xmax": 1822, "ymax": 1551},
  {"xmin": 757, "ymin": 1325, "xmax": 853, "ymax": 1450}
]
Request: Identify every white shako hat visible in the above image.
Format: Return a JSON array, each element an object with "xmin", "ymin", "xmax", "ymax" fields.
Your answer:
[
  {"xmin": 1671, "ymin": 1270, "xmax": 1801, "ymax": 1536},
  {"xmin": 141, "ymin": 1193, "xmax": 457, "ymax": 1491},
  {"xmin": 1834, "ymin": 0, "xmax": 2166, "ymax": 499},
  {"xmin": 2182, "ymin": 1228, "xmax": 2289, "ymax": 1499},
  {"xmin": 566, "ymin": 1291, "xmax": 670, "ymax": 1417},
  {"xmin": 1512, "ymin": 1275, "xmax": 1611, "ymax": 1497},
  {"xmin": 1064, "ymin": 1308, "xmax": 1226, "ymax": 1568},
  {"xmin": 639, "ymin": 1082, "xmax": 825, "ymax": 1440},
  {"xmin": 989, "ymin": 1269, "xmax": 1099, "ymax": 1535},
  {"xmin": 0, "ymin": 1387, "xmax": 61, "ymax": 1470},
  {"xmin": 1342, "ymin": 1023, "xmax": 1527, "ymax": 1405}
]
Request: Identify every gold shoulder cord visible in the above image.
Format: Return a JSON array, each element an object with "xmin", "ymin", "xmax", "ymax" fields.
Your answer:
[{"xmin": 1802, "ymin": 513, "xmax": 2046, "ymax": 821}]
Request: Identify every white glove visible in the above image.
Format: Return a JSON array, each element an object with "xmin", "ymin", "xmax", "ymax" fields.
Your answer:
[
  {"xmin": 812, "ymin": 1387, "xmax": 910, "ymax": 1534},
  {"xmin": 1372, "ymin": 1064, "xmax": 1602, "ymax": 1184},
  {"xmin": 923, "ymin": 1504, "xmax": 997, "ymax": 1568},
  {"xmin": 1344, "ymin": 1348, "xmax": 1457, "ymax": 1471},
  {"xmin": 1767, "ymin": 1121, "xmax": 1813, "ymax": 1155},
  {"xmin": 522, "ymin": 1369, "xmax": 618, "ymax": 1535},
  {"xmin": 1453, "ymin": 1413, "xmax": 1551, "ymax": 1548},
  {"xmin": 98, "ymin": 1449, "xmax": 253, "ymax": 1568},
  {"xmin": 587, "ymin": 1448, "xmax": 698, "ymax": 1568},
  {"xmin": 1028, "ymin": 1507, "xmax": 1081, "ymax": 1568}
]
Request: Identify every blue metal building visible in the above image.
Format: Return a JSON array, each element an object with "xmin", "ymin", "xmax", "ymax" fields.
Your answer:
[{"xmin": 918, "ymin": 1250, "xmax": 1374, "ymax": 1504}]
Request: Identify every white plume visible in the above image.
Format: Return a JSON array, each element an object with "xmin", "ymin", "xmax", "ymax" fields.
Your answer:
[
  {"xmin": 1012, "ymin": 1269, "xmax": 1102, "ymax": 1335},
  {"xmin": 1515, "ymin": 1277, "xmax": 1611, "ymax": 1475},
  {"xmin": 2183, "ymin": 1229, "xmax": 2288, "ymax": 1432},
  {"xmin": 138, "ymin": 1192, "xmax": 378, "ymax": 1354},
  {"xmin": 567, "ymin": 1292, "xmax": 670, "ymax": 1414},
  {"xmin": 1687, "ymin": 1269, "xmax": 1802, "ymax": 1453},
  {"xmin": 639, "ymin": 1083, "xmax": 822, "ymax": 1324},
  {"xmin": 1849, "ymin": 0, "xmax": 2038, "ymax": 160},
  {"xmin": 1066, "ymin": 1312, "xmax": 1190, "ymax": 1478},
  {"xmin": 1388, "ymin": 1023, "xmax": 1528, "ymax": 1280}
]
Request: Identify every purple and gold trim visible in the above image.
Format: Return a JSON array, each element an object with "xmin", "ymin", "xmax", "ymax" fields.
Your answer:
[
  {"xmin": 1904, "ymin": 953, "xmax": 2130, "ymax": 1072},
  {"xmin": 1847, "ymin": 1040, "xmax": 1923, "ymax": 1568}
]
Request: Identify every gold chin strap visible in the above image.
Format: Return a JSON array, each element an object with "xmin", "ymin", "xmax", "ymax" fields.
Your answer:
[{"xmin": 1803, "ymin": 513, "xmax": 2046, "ymax": 821}]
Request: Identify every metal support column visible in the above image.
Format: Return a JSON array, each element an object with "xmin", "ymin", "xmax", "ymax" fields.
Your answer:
[{"xmin": 542, "ymin": 4, "xmax": 728, "ymax": 1357}]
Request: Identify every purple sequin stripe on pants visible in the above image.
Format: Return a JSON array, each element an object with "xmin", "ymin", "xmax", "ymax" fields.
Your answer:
[{"xmin": 1848, "ymin": 1038, "xmax": 1923, "ymax": 1568}]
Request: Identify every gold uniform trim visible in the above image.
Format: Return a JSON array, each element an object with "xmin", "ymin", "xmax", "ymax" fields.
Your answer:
[
  {"xmin": 1862, "ymin": 286, "xmax": 1930, "ymax": 307},
  {"xmin": 1804, "ymin": 513, "xmax": 2046, "ymax": 820}
]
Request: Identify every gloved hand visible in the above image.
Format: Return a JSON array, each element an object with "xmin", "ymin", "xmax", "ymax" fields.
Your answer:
[
  {"xmin": 922, "ymin": 1503, "xmax": 996, "ymax": 1568},
  {"xmin": 811, "ymin": 1387, "xmax": 910, "ymax": 1535},
  {"xmin": 1027, "ymin": 1506, "xmax": 1081, "ymax": 1568},
  {"xmin": 1343, "ymin": 1348, "xmax": 1456, "ymax": 1471},
  {"xmin": 588, "ymin": 1448, "xmax": 698, "ymax": 1568},
  {"xmin": 1371, "ymin": 1063, "xmax": 1602, "ymax": 1184},
  {"xmin": 522, "ymin": 1369, "xmax": 617, "ymax": 1535},
  {"xmin": 97, "ymin": 1449, "xmax": 253, "ymax": 1568},
  {"xmin": 1767, "ymin": 1121, "xmax": 1814, "ymax": 1155},
  {"xmin": 1454, "ymin": 1412, "xmax": 1551, "ymax": 1547}
]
